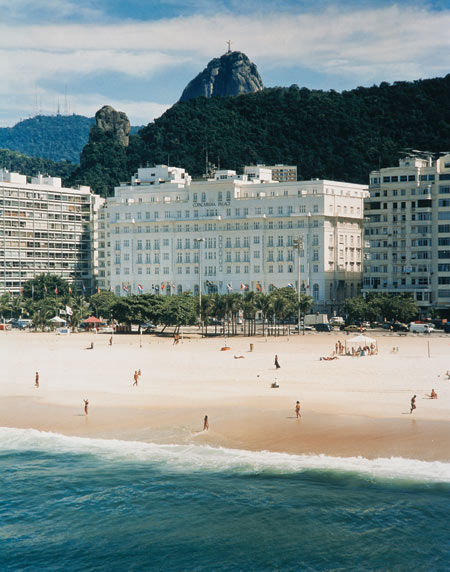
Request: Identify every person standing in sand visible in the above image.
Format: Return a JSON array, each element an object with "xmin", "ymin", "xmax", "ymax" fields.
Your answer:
[
  {"xmin": 35, "ymin": 372, "xmax": 39, "ymax": 388},
  {"xmin": 203, "ymin": 415, "xmax": 209, "ymax": 431},
  {"xmin": 83, "ymin": 399, "xmax": 89, "ymax": 415},
  {"xmin": 274, "ymin": 355, "xmax": 280, "ymax": 369},
  {"xmin": 295, "ymin": 401, "xmax": 301, "ymax": 418},
  {"xmin": 138, "ymin": 369, "xmax": 141, "ymax": 378},
  {"xmin": 410, "ymin": 395, "xmax": 417, "ymax": 414},
  {"xmin": 133, "ymin": 371, "xmax": 138, "ymax": 386},
  {"xmin": 109, "ymin": 336, "xmax": 113, "ymax": 346}
]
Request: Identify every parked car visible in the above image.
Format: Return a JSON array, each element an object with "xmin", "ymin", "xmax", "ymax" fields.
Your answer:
[
  {"xmin": 409, "ymin": 322, "xmax": 432, "ymax": 333},
  {"xmin": 392, "ymin": 322, "xmax": 409, "ymax": 332},
  {"xmin": 314, "ymin": 323, "xmax": 333, "ymax": 332},
  {"xmin": 98, "ymin": 326, "xmax": 114, "ymax": 334},
  {"xmin": 294, "ymin": 324, "xmax": 313, "ymax": 331},
  {"xmin": 344, "ymin": 324, "xmax": 366, "ymax": 332}
]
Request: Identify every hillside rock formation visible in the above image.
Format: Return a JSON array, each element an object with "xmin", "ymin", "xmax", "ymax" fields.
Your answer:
[
  {"xmin": 95, "ymin": 105, "xmax": 130, "ymax": 147},
  {"xmin": 180, "ymin": 51, "xmax": 264, "ymax": 102}
]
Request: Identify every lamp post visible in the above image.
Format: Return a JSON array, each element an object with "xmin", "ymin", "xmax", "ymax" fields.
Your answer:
[
  {"xmin": 131, "ymin": 219, "xmax": 136, "ymax": 295},
  {"xmin": 195, "ymin": 237, "xmax": 205, "ymax": 333},
  {"xmin": 293, "ymin": 236, "xmax": 304, "ymax": 335}
]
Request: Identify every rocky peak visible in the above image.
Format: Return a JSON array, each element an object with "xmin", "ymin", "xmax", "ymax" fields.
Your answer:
[
  {"xmin": 95, "ymin": 105, "xmax": 130, "ymax": 147},
  {"xmin": 180, "ymin": 51, "xmax": 264, "ymax": 102}
]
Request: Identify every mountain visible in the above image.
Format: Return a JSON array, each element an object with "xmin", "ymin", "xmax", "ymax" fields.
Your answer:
[
  {"xmin": 136, "ymin": 75, "xmax": 450, "ymax": 184},
  {"xmin": 0, "ymin": 114, "xmax": 143, "ymax": 164},
  {"xmin": 180, "ymin": 51, "xmax": 264, "ymax": 102},
  {"xmin": 50, "ymin": 74, "xmax": 450, "ymax": 197}
]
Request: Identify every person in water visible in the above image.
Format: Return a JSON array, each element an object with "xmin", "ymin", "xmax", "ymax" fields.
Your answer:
[
  {"xmin": 203, "ymin": 415, "xmax": 209, "ymax": 431},
  {"xmin": 84, "ymin": 399, "xmax": 89, "ymax": 415}
]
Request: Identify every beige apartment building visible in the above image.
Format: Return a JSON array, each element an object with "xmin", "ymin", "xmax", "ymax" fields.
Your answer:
[{"xmin": 363, "ymin": 153, "xmax": 450, "ymax": 315}]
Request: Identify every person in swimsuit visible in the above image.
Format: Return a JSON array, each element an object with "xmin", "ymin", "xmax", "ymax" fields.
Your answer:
[
  {"xmin": 430, "ymin": 389, "xmax": 438, "ymax": 399},
  {"xmin": 35, "ymin": 372, "xmax": 39, "ymax": 388},
  {"xmin": 410, "ymin": 395, "xmax": 417, "ymax": 414},
  {"xmin": 295, "ymin": 401, "xmax": 301, "ymax": 418},
  {"xmin": 133, "ymin": 371, "xmax": 138, "ymax": 386},
  {"xmin": 84, "ymin": 399, "xmax": 89, "ymax": 415},
  {"xmin": 274, "ymin": 355, "xmax": 280, "ymax": 369},
  {"xmin": 109, "ymin": 336, "xmax": 113, "ymax": 346},
  {"xmin": 203, "ymin": 415, "xmax": 209, "ymax": 431}
]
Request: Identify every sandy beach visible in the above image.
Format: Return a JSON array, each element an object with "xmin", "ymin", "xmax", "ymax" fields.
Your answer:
[{"xmin": 1, "ymin": 329, "xmax": 450, "ymax": 461}]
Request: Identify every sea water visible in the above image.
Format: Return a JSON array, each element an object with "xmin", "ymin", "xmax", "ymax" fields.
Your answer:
[{"xmin": 1, "ymin": 428, "xmax": 449, "ymax": 571}]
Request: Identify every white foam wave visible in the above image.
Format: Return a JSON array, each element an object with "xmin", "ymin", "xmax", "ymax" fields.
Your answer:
[{"xmin": 1, "ymin": 426, "xmax": 449, "ymax": 483}]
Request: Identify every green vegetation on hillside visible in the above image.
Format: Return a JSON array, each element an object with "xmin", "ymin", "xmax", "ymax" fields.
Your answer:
[
  {"xmin": 0, "ymin": 115, "xmax": 95, "ymax": 163},
  {"xmin": 0, "ymin": 148, "xmax": 76, "ymax": 181},
  {"xmin": 134, "ymin": 75, "xmax": 450, "ymax": 183}
]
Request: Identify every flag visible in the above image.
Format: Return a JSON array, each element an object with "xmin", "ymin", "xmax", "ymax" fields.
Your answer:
[
  {"xmin": 240, "ymin": 283, "xmax": 249, "ymax": 291},
  {"xmin": 123, "ymin": 285, "xmax": 129, "ymax": 294},
  {"xmin": 82, "ymin": 283, "xmax": 86, "ymax": 294},
  {"xmin": 59, "ymin": 308, "xmax": 66, "ymax": 315},
  {"xmin": 55, "ymin": 287, "xmax": 58, "ymax": 295},
  {"xmin": 172, "ymin": 283, "xmax": 176, "ymax": 290},
  {"xmin": 161, "ymin": 283, "xmax": 165, "ymax": 290},
  {"xmin": 226, "ymin": 282, "xmax": 233, "ymax": 291},
  {"xmin": 256, "ymin": 283, "xmax": 262, "ymax": 292},
  {"xmin": 66, "ymin": 305, "xmax": 73, "ymax": 316},
  {"xmin": 287, "ymin": 283, "xmax": 294, "ymax": 289},
  {"xmin": 68, "ymin": 286, "xmax": 72, "ymax": 294},
  {"xmin": 44, "ymin": 284, "xmax": 47, "ymax": 293},
  {"xmin": 137, "ymin": 284, "xmax": 144, "ymax": 293},
  {"xmin": 97, "ymin": 287, "xmax": 101, "ymax": 294}
]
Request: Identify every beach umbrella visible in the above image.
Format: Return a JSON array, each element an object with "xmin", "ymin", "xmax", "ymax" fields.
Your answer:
[
  {"xmin": 50, "ymin": 316, "xmax": 66, "ymax": 323},
  {"xmin": 83, "ymin": 316, "xmax": 102, "ymax": 323}
]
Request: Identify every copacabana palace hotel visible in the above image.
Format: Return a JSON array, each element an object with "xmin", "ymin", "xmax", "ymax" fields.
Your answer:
[{"xmin": 98, "ymin": 165, "xmax": 368, "ymax": 313}]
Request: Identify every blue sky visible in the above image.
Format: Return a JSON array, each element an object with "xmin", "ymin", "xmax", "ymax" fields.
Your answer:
[{"xmin": 0, "ymin": 0, "xmax": 449, "ymax": 127}]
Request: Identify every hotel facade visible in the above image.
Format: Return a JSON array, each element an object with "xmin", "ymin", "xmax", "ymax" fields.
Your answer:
[
  {"xmin": 100, "ymin": 165, "xmax": 368, "ymax": 312},
  {"xmin": 363, "ymin": 153, "xmax": 450, "ymax": 315},
  {"xmin": 0, "ymin": 169, "xmax": 103, "ymax": 295}
]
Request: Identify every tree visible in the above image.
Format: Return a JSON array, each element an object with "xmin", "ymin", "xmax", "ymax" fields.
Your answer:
[
  {"xmin": 89, "ymin": 291, "xmax": 117, "ymax": 320},
  {"xmin": 23, "ymin": 274, "xmax": 71, "ymax": 301}
]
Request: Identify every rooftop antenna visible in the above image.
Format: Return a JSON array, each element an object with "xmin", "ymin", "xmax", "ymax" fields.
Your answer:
[
  {"xmin": 64, "ymin": 85, "xmax": 68, "ymax": 115},
  {"xmin": 57, "ymin": 97, "xmax": 61, "ymax": 116},
  {"xmin": 227, "ymin": 40, "xmax": 232, "ymax": 53}
]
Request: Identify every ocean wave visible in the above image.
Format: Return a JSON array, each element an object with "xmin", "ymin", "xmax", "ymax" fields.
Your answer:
[{"xmin": 1, "ymin": 426, "xmax": 449, "ymax": 483}]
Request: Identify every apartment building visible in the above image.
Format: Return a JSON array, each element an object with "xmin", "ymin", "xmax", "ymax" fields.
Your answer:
[
  {"xmin": 0, "ymin": 169, "xmax": 103, "ymax": 295},
  {"xmin": 363, "ymin": 153, "xmax": 450, "ymax": 314},
  {"xmin": 244, "ymin": 164, "xmax": 297, "ymax": 182},
  {"xmin": 101, "ymin": 165, "xmax": 368, "ymax": 312}
]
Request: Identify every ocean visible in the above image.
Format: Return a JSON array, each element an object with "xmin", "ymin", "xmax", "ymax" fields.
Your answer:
[{"xmin": 1, "ymin": 427, "xmax": 449, "ymax": 572}]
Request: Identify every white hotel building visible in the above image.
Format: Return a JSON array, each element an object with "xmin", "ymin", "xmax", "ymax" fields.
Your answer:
[
  {"xmin": 0, "ymin": 169, "xmax": 103, "ymax": 295},
  {"xmin": 363, "ymin": 153, "xmax": 450, "ymax": 315},
  {"xmin": 101, "ymin": 165, "xmax": 368, "ymax": 312}
]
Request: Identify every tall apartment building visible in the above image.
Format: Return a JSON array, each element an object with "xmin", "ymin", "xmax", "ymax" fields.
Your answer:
[
  {"xmin": 101, "ymin": 165, "xmax": 367, "ymax": 313},
  {"xmin": 0, "ymin": 170, "xmax": 103, "ymax": 295},
  {"xmin": 245, "ymin": 165, "xmax": 297, "ymax": 182},
  {"xmin": 363, "ymin": 153, "xmax": 450, "ymax": 315}
]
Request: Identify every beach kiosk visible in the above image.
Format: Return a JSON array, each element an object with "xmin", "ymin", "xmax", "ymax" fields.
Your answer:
[
  {"xmin": 83, "ymin": 316, "xmax": 103, "ymax": 331},
  {"xmin": 346, "ymin": 334, "xmax": 377, "ymax": 356}
]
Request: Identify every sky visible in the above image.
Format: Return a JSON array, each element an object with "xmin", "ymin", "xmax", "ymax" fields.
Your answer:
[{"xmin": 0, "ymin": 0, "xmax": 449, "ymax": 127}]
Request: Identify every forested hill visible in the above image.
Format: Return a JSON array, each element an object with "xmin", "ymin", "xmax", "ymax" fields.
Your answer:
[
  {"xmin": 0, "ymin": 115, "xmax": 95, "ymax": 163},
  {"xmin": 0, "ymin": 114, "xmax": 143, "ymax": 164},
  {"xmin": 0, "ymin": 148, "xmax": 76, "ymax": 181},
  {"xmin": 134, "ymin": 74, "xmax": 450, "ymax": 184}
]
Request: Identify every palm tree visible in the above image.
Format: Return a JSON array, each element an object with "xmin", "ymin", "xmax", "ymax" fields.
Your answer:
[
  {"xmin": 242, "ymin": 291, "xmax": 257, "ymax": 336},
  {"xmin": 255, "ymin": 293, "xmax": 271, "ymax": 337}
]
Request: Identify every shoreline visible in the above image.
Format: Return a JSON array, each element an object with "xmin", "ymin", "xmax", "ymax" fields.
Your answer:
[
  {"xmin": 1, "ymin": 331, "xmax": 450, "ymax": 463},
  {"xmin": 1, "ymin": 396, "xmax": 450, "ymax": 462}
]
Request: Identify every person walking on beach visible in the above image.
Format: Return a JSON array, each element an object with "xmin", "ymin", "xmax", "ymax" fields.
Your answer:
[
  {"xmin": 35, "ymin": 372, "xmax": 39, "ymax": 388},
  {"xmin": 133, "ymin": 371, "xmax": 138, "ymax": 386},
  {"xmin": 83, "ymin": 399, "xmax": 89, "ymax": 415},
  {"xmin": 295, "ymin": 400, "xmax": 301, "ymax": 418},
  {"xmin": 274, "ymin": 354, "xmax": 280, "ymax": 369},
  {"xmin": 138, "ymin": 369, "xmax": 141, "ymax": 378},
  {"xmin": 109, "ymin": 336, "xmax": 113, "ymax": 346},
  {"xmin": 203, "ymin": 415, "xmax": 209, "ymax": 431},
  {"xmin": 410, "ymin": 395, "xmax": 417, "ymax": 414}
]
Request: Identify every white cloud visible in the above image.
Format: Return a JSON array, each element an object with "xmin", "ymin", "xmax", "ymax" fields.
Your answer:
[{"xmin": 0, "ymin": 4, "xmax": 449, "ymax": 126}]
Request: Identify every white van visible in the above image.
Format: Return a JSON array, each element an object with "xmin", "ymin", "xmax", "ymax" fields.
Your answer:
[{"xmin": 409, "ymin": 322, "xmax": 431, "ymax": 333}]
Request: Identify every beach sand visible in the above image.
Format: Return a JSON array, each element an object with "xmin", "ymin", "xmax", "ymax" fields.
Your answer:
[{"xmin": 1, "ymin": 329, "xmax": 450, "ymax": 461}]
